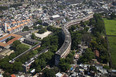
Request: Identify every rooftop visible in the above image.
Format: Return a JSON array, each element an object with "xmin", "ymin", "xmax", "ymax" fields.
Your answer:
[
  {"xmin": 55, "ymin": 26, "xmax": 71, "ymax": 56},
  {"xmin": 0, "ymin": 34, "xmax": 22, "ymax": 47}
]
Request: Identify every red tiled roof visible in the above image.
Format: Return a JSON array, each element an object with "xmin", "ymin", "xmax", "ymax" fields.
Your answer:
[
  {"xmin": 94, "ymin": 50, "xmax": 99, "ymax": 57},
  {"xmin": 0, "ymin": 34, "xmax": 22, "ymax": 47},
  {"xmin": 10, "ymin": 74, "xmax": 16, "ymax": 77},
  {"xmin": 7, "ymin": 19, "xmax": 31, "ymax": 32}
]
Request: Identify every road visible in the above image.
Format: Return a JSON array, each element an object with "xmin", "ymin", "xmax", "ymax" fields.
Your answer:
[{"xmin": 9, "ymin": 43, "xmax": 41, "ymax": 63}]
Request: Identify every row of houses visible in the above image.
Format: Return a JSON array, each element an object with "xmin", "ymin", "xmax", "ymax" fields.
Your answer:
[{"xmin": 2, "ymin": 19, "xmax": 33, "ymax": 33}]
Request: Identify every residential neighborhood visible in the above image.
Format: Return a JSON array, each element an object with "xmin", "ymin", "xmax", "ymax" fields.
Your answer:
[{"xmin": 0, "ymin": 0, "xmax": 116, "ymax": 77}]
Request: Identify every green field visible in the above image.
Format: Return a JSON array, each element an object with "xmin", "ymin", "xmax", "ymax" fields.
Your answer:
[
  {"xmin": 108, "ymin": 37, "xmax": 116, "ymax": 68},
  {"xmin": 104, "ymin": 18, "xmax": 116, "ymax": 35},
  {"xmin": 104, "ymin": 18, "xmax": 116, "ymax": 68}
]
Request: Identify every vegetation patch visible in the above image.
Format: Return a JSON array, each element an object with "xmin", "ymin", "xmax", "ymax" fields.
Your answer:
[
  {"xmin": 104, "ymin": 18, "xmax": 116, "ymax": 68},
  {"xmin": 104, "ymin": 18, "xmax": 116, "ymax": 35},
  {"xmin": 108, "ymin": 37, "xmax": 116, "ymax": 69}
]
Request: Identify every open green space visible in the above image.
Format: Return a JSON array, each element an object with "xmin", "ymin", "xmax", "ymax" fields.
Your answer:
[
  {"xmin": 104, "ymin": 18, "xmax": 116, "ymax": 68},
  {"xmin": 104, "ymin": 18, "xmax": 116, "ymax": 35},
  {"xmin": 108, "ymin": 37, "xmax": 116, "ymax": 69}
]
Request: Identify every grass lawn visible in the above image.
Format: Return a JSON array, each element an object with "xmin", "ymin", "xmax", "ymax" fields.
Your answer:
[
  {"xmin": 108, "ymin": 37, "xmax": 116, "ymax": 69},
  {"xmin": 104, "ymin": 18, "xmax": 116, "ymax": 35}
]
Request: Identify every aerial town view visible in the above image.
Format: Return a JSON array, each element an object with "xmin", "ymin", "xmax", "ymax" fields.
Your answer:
[{"xmin": 0, "ymin": 0, "xmax": 116, "ymax": 77}]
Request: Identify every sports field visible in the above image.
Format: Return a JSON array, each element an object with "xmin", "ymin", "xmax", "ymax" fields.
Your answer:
[{"xmin": 104, "ymin": 18, "xmax": 116, "ymax": 35}]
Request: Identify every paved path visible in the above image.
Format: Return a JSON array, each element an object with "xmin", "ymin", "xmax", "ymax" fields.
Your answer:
[{"xmin": 9, "ymin": 43, "xmax": 41, "ymax": 63}]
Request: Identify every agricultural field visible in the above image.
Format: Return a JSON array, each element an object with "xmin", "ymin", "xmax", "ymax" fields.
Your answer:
[
  {"xmin": 104, "ymin": 18, "xmax": 116, "ymax": 35},
  {"xmin": 108, "ymin": 37, "xmax": 116, "ymax": 69}
]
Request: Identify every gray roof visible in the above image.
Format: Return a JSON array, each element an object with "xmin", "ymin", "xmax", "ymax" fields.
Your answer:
[
  {"xmin": 15, "ymin": 31, "xmax": 32, "ymax": 37},
  {"xmin": 55, "ymin": 26, "xmax": 71, "ymax": 56},
  {"xmin": 24, "ymin": 38, "xmax": 38, "ymax": 43}
]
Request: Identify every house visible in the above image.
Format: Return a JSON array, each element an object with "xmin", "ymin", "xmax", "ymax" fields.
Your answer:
[
  {"xmin": 10, "ymin": 74, "xmax": 16, "ymax": 77},
  {"xmin": 0, "ymin": 74, "xmax": 3, "ymax": 77},
  {"xmin": 56, "ymin": 72, "xmax": 63, "ymax": 77},
  {"xmin": 2, "ymin": 19, "xmax": 33, "ymax": 33},
  {"xmin": 74, "ymin": 54, "xmax": 79, "ymax": 59},
  {"xmin": 0, "ymin": 48, "xmax": 14, "ymax": 57},
  {"xmin": 94, "ymin": 50, "xmax": 99, "ymax": 57}
]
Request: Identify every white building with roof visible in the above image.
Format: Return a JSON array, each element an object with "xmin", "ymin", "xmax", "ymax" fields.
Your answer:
[
  {"xmin": 55, "ymin": 72, "xmax": 63, "ymax": 77},
  {"xmin": 52, "ymin": 15, "xmax": 60, "ymax": 19}
]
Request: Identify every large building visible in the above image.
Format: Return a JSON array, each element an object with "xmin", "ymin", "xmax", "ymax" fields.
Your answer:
[
  {"xmin": 2, "ymin": 19, "xmax": 33, "ymax": 33},
  {"xmin": 55, "ymin": 13, "xmax": 94, "ymax": 65},
  {"xmin": 55, "ymin": 26, "xmax": 71, "ymax": 65},
  {"xmin": 24, "ymin": 38, "xmax": 38, "ymax": 45},
  {"xmin": 0, "ymin": 34, "xmax": 22, "ymax": 48}
]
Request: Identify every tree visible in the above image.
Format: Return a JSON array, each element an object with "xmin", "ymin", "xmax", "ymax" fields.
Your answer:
[
  {"xmin": 44, "ymin": 51, "xmax": 54, "ymax": 61},
  {"xmin": 43, "ymin": 69, "xmax": 55, "ymax": 77},
  {"xmin": 110, "ymin": 12, "xmax": 116, "ymax": 19},
  {"xmin": 80, "ymin": 21, "xmax": 86, "ymax": 27},
  {"xmin": 13, "ymin": 62, "xmax": 23, "ymax": 73},
  {"xmin": 78, "ymin": 48, "xmax": 95, "ymax": 63},
  {"xmin": 90, "ymin": 41, "xmax": 97, "ymax": 49},
  {"xmin": 69, "ymin": 25, "xmax": 77, "ymax": 31},
  {"xmin": 35, "ymin": 65, "xmax": 41, "ymax": 73},
  {"xmin": 23, "ymin": 26, "xmax": 29, "ymax": 31},
  {"xmin": 31, "ymin": 33, "xmax": 36, "ymax": 39},
  {"xmin": 82, "ymin": 33, "xmax": 91, "ymax": 45},
  {"xmin": 59, "ymin": 59, "xmax": 71, "ymax": 72},
  {"xmin": 38, "ymin": 25, "xmax": 43, "ymax": 29},
  {"xmin": 53, "ymin": 67, "xmax": 59, "ymax": 73},
  {"xmin": 38, "ymin": 20, "xmax": 42, "ymax": 25},
  {"xmin": 49, "ymin": 45, "xmax": 58, "ymax": 53},
  {"xmin": 38, "ymin": 28, "xmax": 47, "ymax": 34},
  {"xmin": 16, "ymin": 44, "xmax": 29, "ymax": 55},
  {"xmin": 3, "ymin": 73, "xmax": 9, "ymax": 77},
  {"xmin": 66, "ymin": 57, "xmax": 73, "ymax": 64},
  {"xmin": 65, "ymin": 51, "xmax": 75, "ymax": 64},
  {"xmin": 38, "ymin": 59, "xmax": 46, "ymax": 69},
  {"xmin": 59, "ymin": 63, "xmax": 71, "ymax": 72},
  {"xmin": 103, "ymin": 65, "xmax": 110, "ymax": 70},
  {"xmin": 90, "ymin": 66, "xmax": 97, "ymax": 72},
  {"xmin": 32, "ymin": 50, "xmax": 38, "ymax": 55},
  {"xmin": 71, "ymin": 32, "xmax": 82, "ymax": 50},
  {"xmin": 12, "ymin": 40, "xmax": 21, "ymax": 50},
  {"xmin": 6, "ymin": 36, "xmax": 14, "ymax": 43},
  {"xmin": 91, "ymin": 14, "xmax": 105, "ymax": 34},
  {"xmin": 84, "ymin": 27, "xmax": 89, "ymax": 32},
  {"xmin": 89, "ymin": 18, "xmax": 96, "ymax": 26}
]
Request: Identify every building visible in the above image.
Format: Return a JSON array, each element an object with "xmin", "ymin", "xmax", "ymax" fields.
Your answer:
[
  {"xmin": 94, "ymin": 50, "xmax": 99, "ymax": 57},
  {"xmin": 0, "ymin": 34, "xmax": 22, "ymax": 48},
  {"xmin": 56, "ymin": 72, "xmax": 63, "ymax": 77},
  {"xmin": 55, "ymin": 26, "xmax": 71, "ymax": 65},
  {"xmin": 22, "ymin": 59, "xmax": 35, "ymax": 72},
  {"xmin": 24, "ymin": 38, "xmax": 38, "ymax": 45},
  {"xmin": 2, "ymin": 19, "xmax": 33, "ymax": 33},
  {"xmin": 0, "ymin": 48, "xmax": 14, "ymax": 57},
  {"xmin": 55, "ymin": 14, "xmax": 94, "ymax": 65},
  {"xmin": 23, "ymin": 48, "xmax": 48, "ymax": 72},
  {"xmin": 10, "ymin": 74, "xmax": 16, "ymax": 77},
  {"xmin": 56, "ymin": 72, "xmax": 68, "ymax": 77}
]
